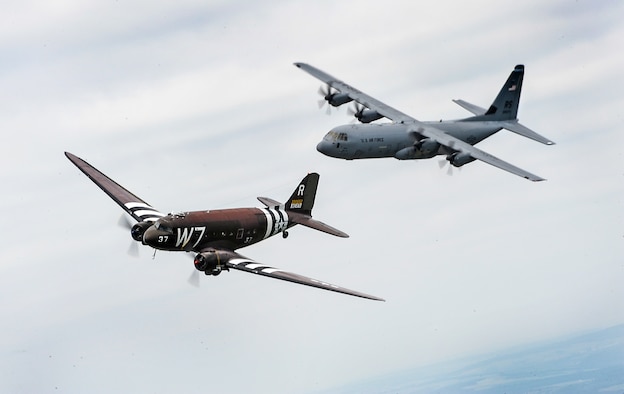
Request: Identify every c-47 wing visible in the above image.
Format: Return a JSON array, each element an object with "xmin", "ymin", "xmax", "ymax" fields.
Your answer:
[
  {"xmin": 295, "ymin": 62, "xmax": 415, "ymax": 124},
  {"xmin": 410, "ymin": 127, "xmax": 546, "ymax": 181},
  {"xmin": 65, "ymin": 152, "xmax": 165, "ymax": 222},
  {"xmin": 222, "ymin": 251, "xmax": 384, "ymax": 301}
]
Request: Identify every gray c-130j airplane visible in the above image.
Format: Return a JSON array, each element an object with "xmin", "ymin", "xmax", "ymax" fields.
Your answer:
[
  {"xmin": 65, "ymin": 152, "xmax": 383, "ymax": 301},
  {"xmin": 295, "ymin": 63, "xmax": 554, "ymax": 181}
]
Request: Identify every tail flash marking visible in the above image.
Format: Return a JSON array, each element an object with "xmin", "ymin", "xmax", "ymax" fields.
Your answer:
[{"xmin": 285, "ymin": 173, "xmax": 319, "ymax": 215}]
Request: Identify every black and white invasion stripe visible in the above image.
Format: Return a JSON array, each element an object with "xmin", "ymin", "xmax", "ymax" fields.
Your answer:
[
  {"xmin": 229, "ymin": 258, "xmax": 282, "ymax": 274},
  {"xmin": 260, "ymin": 207, "xmax": 289, "ymax": 239},
  {"xmin": 124, "ymin": 202, "xmax": 165, "ymax": 222}
]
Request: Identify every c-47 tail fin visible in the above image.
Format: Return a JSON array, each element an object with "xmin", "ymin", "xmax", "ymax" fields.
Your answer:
[
  {"xmin": 65, "ymin": 152, "xmax": 165, "ymax": 222},
  {"xmin": 257, "ymin": 173, "xmax": 348, "ymax": 238},
  {"xmin": 285, "ymin": 172, "xmax": 319, "ymax": 216}
]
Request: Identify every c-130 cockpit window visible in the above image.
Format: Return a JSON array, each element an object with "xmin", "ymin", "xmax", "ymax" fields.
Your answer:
[{"xmin": 325, "ymin": 131, "xmax": 348, "ymax": 142}]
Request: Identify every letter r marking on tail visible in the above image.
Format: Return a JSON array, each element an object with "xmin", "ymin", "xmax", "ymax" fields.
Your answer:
[{"xmin": 297, "ymin": 185, "xmax": 305, "ymax": 196}]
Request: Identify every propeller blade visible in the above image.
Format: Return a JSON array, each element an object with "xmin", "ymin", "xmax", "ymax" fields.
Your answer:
[
  {"xmin": 187, "ymin": 270, "xmax": 200, "ymax": 287},
  {"xmin": 438, "ymin": 158, "xmax": 461, "ymax": 176},
  {"xmin": 317, "ymin": 84, "xmax": 334, "ymax": 114},
  {"xmin": 127, "ymin": 241, "xmax": 139, "ymax": 257},
  {"xmin": 118, "ymin": 214, "xmax": 140, "ymax": 257},
  {"xmin": 348, "ymin": 103, "xmax": 360, "ymax": 116},
  {"xmin": 118, "ymin": 214, "xmax": 133, "ymax": 230},
  {"xmin": 437, "ymin": 158, "xmax": 453, "ymax": 176}
]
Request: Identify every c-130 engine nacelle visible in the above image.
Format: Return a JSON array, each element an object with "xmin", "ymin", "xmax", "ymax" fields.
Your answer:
[
  {"xmin": 394, "ymin": 138, "xmax": 441, "ymax": 160},
  {"xmin": 447, "ymin": 152, "xmax": 475, "ymax": 167}
]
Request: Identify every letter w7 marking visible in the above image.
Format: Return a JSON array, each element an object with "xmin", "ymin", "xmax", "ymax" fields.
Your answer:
[{"xmin": 176, "ymin": 227, "xmax": 206, "ymax": 249}]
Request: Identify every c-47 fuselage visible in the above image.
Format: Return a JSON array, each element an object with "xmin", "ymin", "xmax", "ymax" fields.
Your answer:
[{"xmin": 143, "ymin": 207, "xmax": 291, "ymax": 252}]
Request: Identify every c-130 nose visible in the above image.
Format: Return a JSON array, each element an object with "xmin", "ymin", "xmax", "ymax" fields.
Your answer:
[{"xmin": 316, "ymin": 140, "xmax": 331, "ymax": 154}]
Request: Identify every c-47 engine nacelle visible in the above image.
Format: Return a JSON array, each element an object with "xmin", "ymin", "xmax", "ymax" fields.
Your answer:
[
  {"xmin": 131, "ymin": 221, "xmax": 153, "ymax": 242},
  {"xmin": 194, "ymin": 250, "xmax": 234, "ymax": 276},
  {"xmin": 448, "ymin": 152, "xmax": 475, "ymax": 167}
]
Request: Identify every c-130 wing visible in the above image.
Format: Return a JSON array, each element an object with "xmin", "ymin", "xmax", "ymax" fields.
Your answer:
[{"xmin": 295, "ymin": 62, "xmax": 415, "ymax": 123}]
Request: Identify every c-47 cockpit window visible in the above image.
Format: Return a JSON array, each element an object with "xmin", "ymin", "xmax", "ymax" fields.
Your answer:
[
  {"xmin": 338, "ymin": 132, "xmax": 347, "ymax": 141},
  {"xmin": 155, "ymin": 221, "xmax": 173, "ymax": 234}
]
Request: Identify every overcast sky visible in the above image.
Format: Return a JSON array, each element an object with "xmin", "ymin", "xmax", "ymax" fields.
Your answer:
[{"xmin": 1, "ymin": 0, "xmax": 623, "ymax": 393}]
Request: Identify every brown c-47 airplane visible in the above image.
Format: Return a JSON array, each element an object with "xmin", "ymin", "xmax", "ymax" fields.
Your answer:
[{"xmin": 65, "ymin": 152, "xmax": 383, "ymax": 301}]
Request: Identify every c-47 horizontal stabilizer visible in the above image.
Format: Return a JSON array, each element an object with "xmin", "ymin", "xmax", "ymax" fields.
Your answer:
[
  {"xmin": 289, "ymin": 214, "xmax": 349, "ymax": 238},
  {"xmin": 257, "ymin": 196, "xmax": 282, "ymax": 208}
]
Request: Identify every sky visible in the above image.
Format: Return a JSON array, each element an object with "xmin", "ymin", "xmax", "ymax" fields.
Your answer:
[{"xmin": 1, "ymin": 0, "xmax": 623, "ymax": 392}]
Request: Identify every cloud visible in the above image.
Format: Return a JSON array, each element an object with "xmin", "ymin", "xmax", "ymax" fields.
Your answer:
[{"xmin": 1, "ymin": 0, "xmax": 623, "ymax": 392}]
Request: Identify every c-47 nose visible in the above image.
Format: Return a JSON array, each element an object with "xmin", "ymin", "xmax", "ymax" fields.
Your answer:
[
  {"xmin": 142, "ymin": 225, "xmax": 158, "ymax": 246},
  {"xmin": 142, "ymin": 225, "xmax": 170, "ymax": 248}
]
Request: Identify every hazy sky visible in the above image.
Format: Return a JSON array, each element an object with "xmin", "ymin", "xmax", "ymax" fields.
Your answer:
[{"xmin": 1, "ymin": 0, "xmax": 623, "ymax": 393}]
